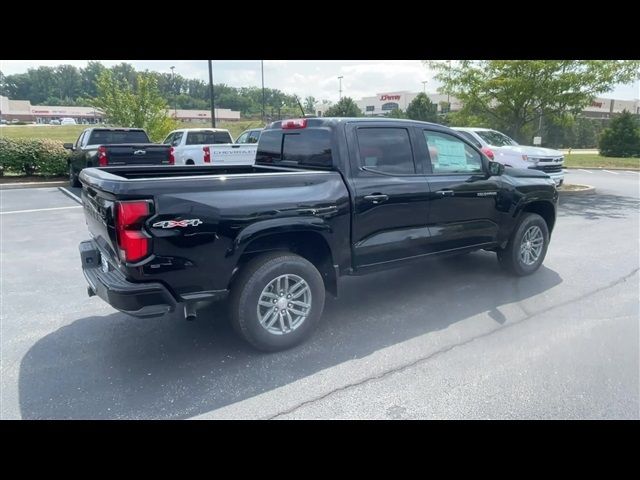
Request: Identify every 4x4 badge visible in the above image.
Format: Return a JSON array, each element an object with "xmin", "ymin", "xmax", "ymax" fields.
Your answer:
[{"xmin": 152, "ymin": 219, "xmax": 203, "ymax": 229}]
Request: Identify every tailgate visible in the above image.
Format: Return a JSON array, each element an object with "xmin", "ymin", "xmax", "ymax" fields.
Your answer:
[
  {"xmin": 81, "ymin": 184, "xmax": 120, "ymax": 263},
  {"xmin": 209, "ymin": 144, "xmax": 257, "ymax": 165},
  {"xmin": 105, "ymin": 144, "xmax": 171, "ymax": 166}
]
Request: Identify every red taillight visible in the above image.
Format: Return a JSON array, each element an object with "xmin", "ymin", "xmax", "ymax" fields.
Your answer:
[
  {"xmin": 98, "ymin": 146, "xmax": 108, "ymax": 166},
  {"xmin": 115, "ymin": 200, "xmax": 152, "ymax": 263},
  {"xmin": 203, "ymin": 146, "xmax": 211, "ymax": 163},
  {"xmin": 168, "ymin": 146, "xmax": 175, "ymax": 165},
  {"xmin": 282, "ymin": 118, "xmax": 307, "ymax": 129},
  {"xmin": 481, "ymin": 147, "xmax": 495, "ymax": 160}
]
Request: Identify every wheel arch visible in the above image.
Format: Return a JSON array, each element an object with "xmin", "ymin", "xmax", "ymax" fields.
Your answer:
[
  {"xmin": 519, "ymin": 200, "xmax": 556, "ymax": 234},
  {"xmin": 232, "ymin": 228, "xmax": 338, "ymax": 297}
]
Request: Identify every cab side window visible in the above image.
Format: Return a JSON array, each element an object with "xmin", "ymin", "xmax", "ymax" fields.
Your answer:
[
  {"xmin": 356, "ymin": 128, "xmax": 416, "ymax": 175},
  {"xmin": 236, "ymin": 132, "xmax": 249, "ymax": 143},
  {"xmin": 75, "ymin": 131, "xmax": 86, "ymax": 149},
  {"xmin": 163, "ymin": 133, "xmax": 175, "ymax": 145},
  {"xmin": 171, "ymin": 132, "xmax": 183, "ymax": 147},
  {"xmin": 247, "ymin": 131, "xmax": 261, "ymax": 143},
  {"xmin": 424, "ymin": 130, "xmax": 483, "ymax": 174}
]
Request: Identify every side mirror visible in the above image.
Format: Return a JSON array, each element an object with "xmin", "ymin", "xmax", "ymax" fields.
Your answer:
[
  {"xmin": 488, "ymin": 161, "xmax": 504, "ymax": 176},
  {"xmin": 63, "ymin": 143, "xmax": 74, "ymax": 150}
]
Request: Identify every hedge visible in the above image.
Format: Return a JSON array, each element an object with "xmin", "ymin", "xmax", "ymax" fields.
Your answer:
[{"xmin": 0, "ymin": 137, "xmax": 69, "ymax": 176}]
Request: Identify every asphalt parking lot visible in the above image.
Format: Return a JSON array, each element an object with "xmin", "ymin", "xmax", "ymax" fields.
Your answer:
[{"xmin": 1, "ymin": 169, "xmax": 638, "ymax": 419}]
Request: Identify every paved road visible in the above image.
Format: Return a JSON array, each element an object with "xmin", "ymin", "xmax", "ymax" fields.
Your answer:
[{"xmin": 1, "ymin": 170, "xmax": 638, "ymax": 419}]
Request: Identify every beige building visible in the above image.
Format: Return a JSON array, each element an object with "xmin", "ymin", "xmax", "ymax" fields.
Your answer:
[
  {"xmin": 582, "ymin": 97, "xmax": 640, "ymax": 119},
  {"xmin": 0, "ymin": 95, "xmax": 241, "ymax": 123}
]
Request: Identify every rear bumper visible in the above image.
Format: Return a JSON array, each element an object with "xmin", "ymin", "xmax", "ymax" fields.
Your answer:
[{"xmin": 79, "ymin": 240, "xmax": 177, "ymax": 318}]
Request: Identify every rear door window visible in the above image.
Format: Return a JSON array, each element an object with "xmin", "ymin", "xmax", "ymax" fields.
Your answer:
[{"xmin": 356, "ymin": 127, "xmax": 416, "ymax": 175}]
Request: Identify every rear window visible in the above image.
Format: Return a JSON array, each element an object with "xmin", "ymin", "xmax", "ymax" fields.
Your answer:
[
  {"xmin": 186, "ymin": 130, "xmax": 233, "ymax": 145},
  {"xmin": 256, "ymin": 129, "xmax": 332, "ymax": 169},
  {"xmin": 87, "ymin": 130, "xmax": 150, "ymax": 144}
]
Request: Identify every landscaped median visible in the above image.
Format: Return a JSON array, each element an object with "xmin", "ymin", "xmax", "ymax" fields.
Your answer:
[
  {"xmin": 563, "ymin": 153, "xmax": 640, "ymax": 170},
  {"xmin": 0, "ymin": 137, "xmax": 68, "ymax": 181}
]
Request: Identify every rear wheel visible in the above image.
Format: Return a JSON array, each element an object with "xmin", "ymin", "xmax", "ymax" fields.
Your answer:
[
  {"xmin": 497, "ymin": 213, "xmax": 549, "ymax": 276},
  {"xmin": 229, "ymin": 252, "xmax": 325, "ymax": 351},
  {"xmin": 69, "ymin": 164, "xmax": 80, "ymax": 187},
  {"xmin": 186, "ymin": 159, "xmax": 195, "ymax": 165}
]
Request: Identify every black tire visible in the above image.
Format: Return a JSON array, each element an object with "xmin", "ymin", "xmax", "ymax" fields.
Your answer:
[
  {"xmin": 229, "ymin": 252, "xmax": 325, "ymax": 352},
  {"xmin": 69, "ymin": 164, "xmax": 80, "ymax": 188},
  {"xmin": 186, "ymin": 160, "xmax": 195, "ymax": 165},
  {"xmin": 497, "ymin": 212, "xmax": 549, "ymax": 276}
]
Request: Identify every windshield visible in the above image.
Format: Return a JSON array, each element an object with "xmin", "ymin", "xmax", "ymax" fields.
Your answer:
[{"xmin": 476, "ymin": 130, "xmax": 519, "ymax": 147}]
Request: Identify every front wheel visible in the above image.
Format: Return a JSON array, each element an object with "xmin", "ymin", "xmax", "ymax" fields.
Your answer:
[
  {"xmin": 497, "ymin": 212, "xmax": 549, "ymax": 276},
  {"xmin": 69, "ymin": 164, "xmax": 80, "ymax": 188},
  {"xmin": 229, "ymin": 252, "xmax": 325, "ymax": 351}
]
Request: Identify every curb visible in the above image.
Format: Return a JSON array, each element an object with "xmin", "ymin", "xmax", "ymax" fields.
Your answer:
[
  {"xmin": 0, "ymin": 180, "xmax": 67, "ymax": 190},
  {"xmin": 558, "ymin": 184, "xmax": 596, "ymax": 195},
  {"xmin": 564, "ymin": 166, "xmax": 640, "ymax": 171}
]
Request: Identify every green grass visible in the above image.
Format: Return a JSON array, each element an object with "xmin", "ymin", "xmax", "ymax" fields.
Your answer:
[
  {"xmin": 0, "ymin": 120, "xmax": 265, "ymax": 143},
  {"xmin": 564, "ymin": 153, "xmax": 640, "ymax": 169}
]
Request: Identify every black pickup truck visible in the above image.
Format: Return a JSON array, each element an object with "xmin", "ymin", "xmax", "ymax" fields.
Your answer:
[
  {"xmin": 78, "ymin": 117, "xmax": 558, "ymax": 351},
  {"xmin": 64, "ymin": 127, "xmax": 174, "ymax": 188}
]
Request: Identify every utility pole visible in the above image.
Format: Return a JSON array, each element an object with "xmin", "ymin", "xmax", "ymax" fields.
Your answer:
[
  {"xmin": 208, "ymin": 60, "xmax": 216, "ymax": 128},
  {"xmin": 421, "ymin": 80, "xmax": 428, "ymax": 94},
  {"xmin": 447, "ymin": 60, "xmax": 452, "ymax": 105},
  {"xmin": 261, "ymin": 60, "xmax": 266, "ymax": 123},
  {"xmin": 338, "ymin": 76, "xmax": 343, "ymax": 100},
  {"xmin": 170, "ymin": 65, "xmax": 177, "ymax": 119}
]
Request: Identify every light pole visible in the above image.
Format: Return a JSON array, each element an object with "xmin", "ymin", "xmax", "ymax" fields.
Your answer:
[
  {"xmin": 338, "ymin": 76, "xmax": 343, "ymax": 100},
  {"xmin": 170, "ymin": 65, "xmax": 177, "ymax": 119},
  {"xmin": 261, "ymin": 60, "xmax": 266, "ymax": 123},
  {"xmin": 421, "ymin": 80, "xmax": 428, "ymax": 94},
  {"xmin": 208, "ymin": 60, "xmax": 216, "ymax": 128}
]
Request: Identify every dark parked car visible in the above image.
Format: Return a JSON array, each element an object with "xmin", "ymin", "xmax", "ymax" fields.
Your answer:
[
  {"xmin": 78, "ymin": 117, "xmax": 558, "ymax": 351},
  {"xmin": 235, "ymin": 128, "xmax": 262, "ymax": 144},
  {"xmin": 64, "ymin": 127, "xmax": 174, "ymax": 187}
]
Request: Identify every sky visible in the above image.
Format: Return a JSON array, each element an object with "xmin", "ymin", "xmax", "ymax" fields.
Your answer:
[{"xmin": 1, "ymin": 60, "xmax": 639, "ymax": 103}]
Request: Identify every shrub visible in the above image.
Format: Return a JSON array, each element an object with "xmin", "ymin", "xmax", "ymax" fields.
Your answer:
[
  {"xmin": 599, "ymin": 110, "xmax": 640, "ymax": 157},
  {"xmin": 0, "ymin": 137, "xmax": 69, "ymax": 176}
]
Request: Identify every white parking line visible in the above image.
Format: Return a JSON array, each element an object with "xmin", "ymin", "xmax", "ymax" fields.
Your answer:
[
  {"xmin": 624, "ymin": 171, "xmax": 640, "ymax": 175},
  {"xmin": 578, "ymin": 169, "xmax": 593, "ymax": 174},
  {"xmin": 602, "ymin": 170, "xmax": 619, "ymax": 175},
  {"xmin": 0, "ymin": 205, "xmax": 82, "ymax": 215},
  {"xmin": 58, "ymin": 186, "xmax": 82, "ymax": 204}
]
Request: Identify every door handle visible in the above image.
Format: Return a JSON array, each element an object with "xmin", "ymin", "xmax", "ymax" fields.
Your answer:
[
  {"xmin": 364, "ymin": 194, "xmax": 389, "ymax": 204},
  {"xmin": 435, "ymin": 189, "xmax": 455, "ymax": 197}
]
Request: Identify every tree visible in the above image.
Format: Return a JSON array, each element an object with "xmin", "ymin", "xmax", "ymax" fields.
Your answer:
[
  {"xmin": 81, "ymin": 61, "xmax": 107, "ymax": 98},
  {"xmin": 428, "ymin": 60, "xmax": 640, "ymax": 143},
  {"xmin": 55, "ymin": 65, "xmax": 82, "ymax": 101},
  {"xmin": 406, "ymin": 93, "xmax": 438, "ymax": 122},
  {"xmin": 386, "ymin": 108, "xmax": 405, "ymax": 118},
  {"xmin": 92, "ymin": 70, "xmax": 177, "ymax": 142},
  {"xmin": 304, "ymin": 96, "xmax": 316, "ymax": 114},
  {"xmin": 323, "ymin": 97, "xmax": 361, "ymax": 117},
  {"xmin": 599, "ymin": 110, "xmax": 640, "ymax": 157}
]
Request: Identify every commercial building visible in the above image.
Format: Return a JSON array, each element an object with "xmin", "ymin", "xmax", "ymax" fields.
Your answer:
[
  {"xmin": 352, "ymin": 92, "xmax": 639, "ymax": 119},
  {"xmin": 581, "ymin": 97, "xmax": 640, "ymax": 119},
  {"xmin": 0, "ymin": 95, "xmax": 241, "ymax": 124},
  {"xmin": 355, "ymin": 91, "xmax": 462, "ymax": 116}
]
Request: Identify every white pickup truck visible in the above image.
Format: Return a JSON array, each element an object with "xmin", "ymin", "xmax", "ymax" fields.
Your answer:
[{"xmin": 162, "ymin": 128, "xmax": 257, "ymax": 166}]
